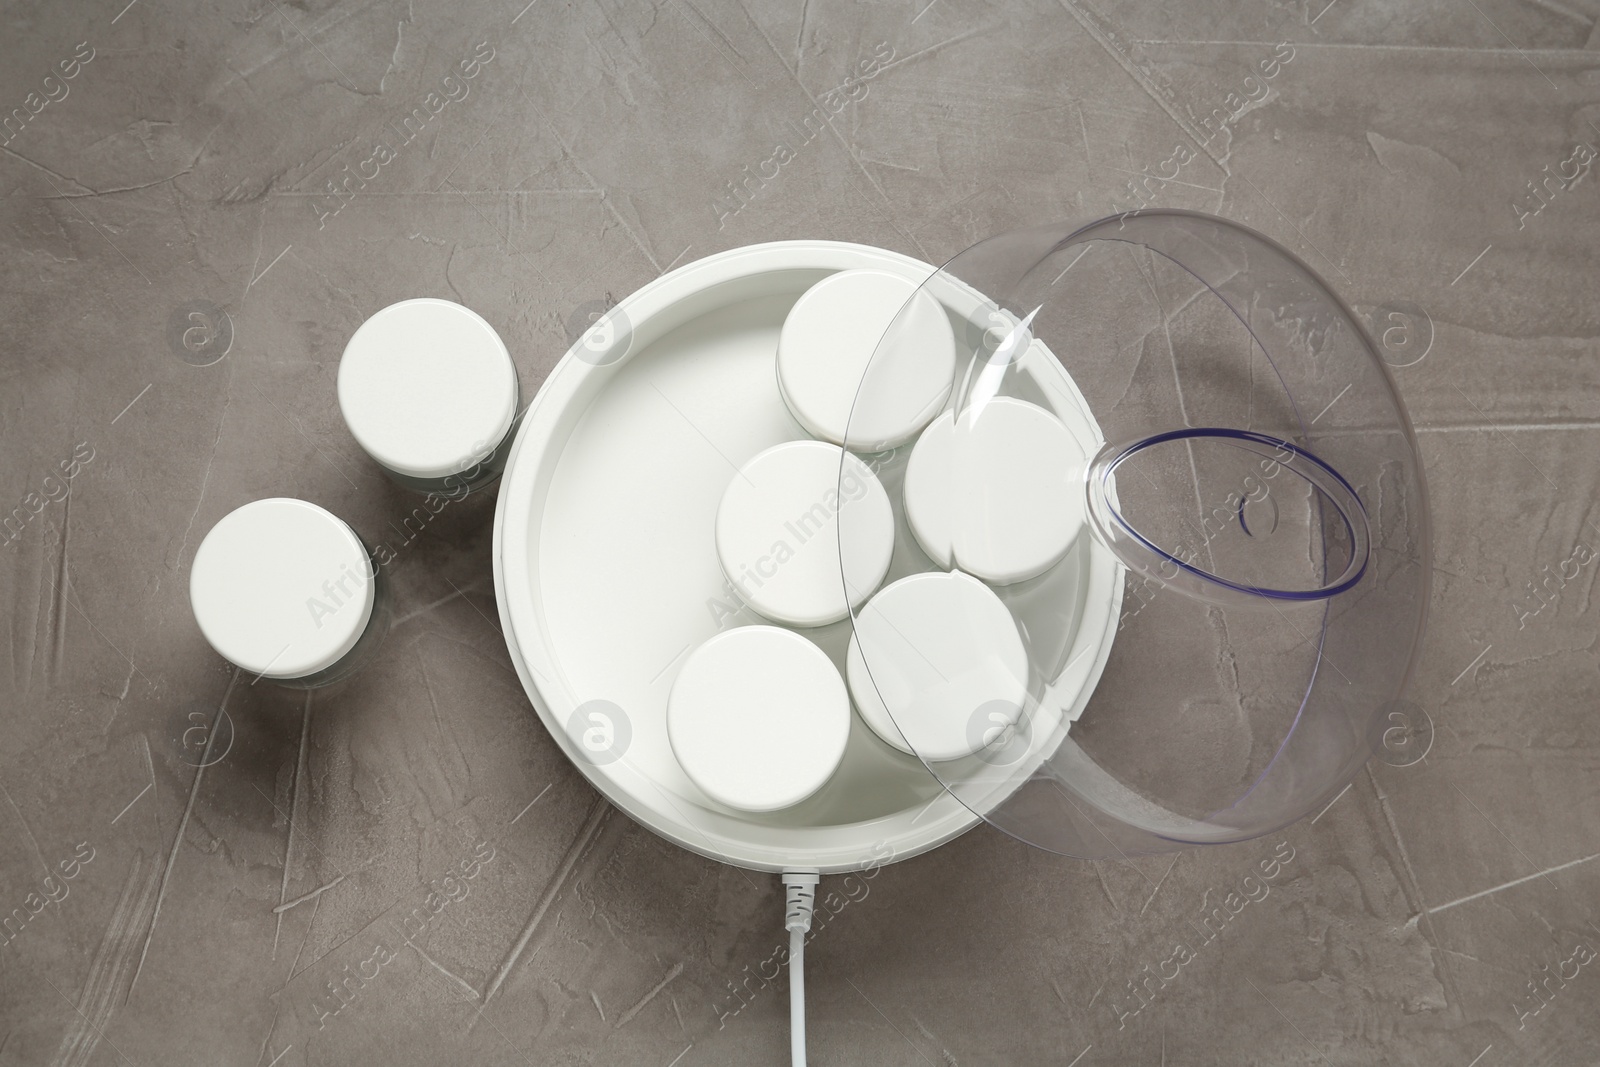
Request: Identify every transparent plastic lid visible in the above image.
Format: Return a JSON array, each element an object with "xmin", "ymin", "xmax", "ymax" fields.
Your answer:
[{"xmin": 840, "ymin": 210, "xmax": 1431, "ymax": 857}]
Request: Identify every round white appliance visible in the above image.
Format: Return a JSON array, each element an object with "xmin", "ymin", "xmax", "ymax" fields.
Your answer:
[{"xmin": 491, "ymin": 240, "xmax": 1121, "ymax": 874}]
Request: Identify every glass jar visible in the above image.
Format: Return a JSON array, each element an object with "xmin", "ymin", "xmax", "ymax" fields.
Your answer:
[
  {"xmin": 338, "ymin": 298, "xmax": 520, "ymax": 497},
  {"xmin": 189, "ymin": 498, "xmax": 392, "ymax": 688}
]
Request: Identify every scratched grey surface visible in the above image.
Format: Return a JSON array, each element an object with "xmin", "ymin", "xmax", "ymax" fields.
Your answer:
[{"xmin": 2, "ymin": 0, "xmax": 1599, "ymax": 1064}]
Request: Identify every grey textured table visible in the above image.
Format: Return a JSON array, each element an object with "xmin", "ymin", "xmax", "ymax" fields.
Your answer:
[{"xmin": 3, "ymin": 0, "xmax": 1599, "ymax": 1064}]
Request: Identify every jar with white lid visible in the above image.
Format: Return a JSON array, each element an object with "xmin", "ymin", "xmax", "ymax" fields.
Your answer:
[
  {"xmin": 189, "ymin": 498, "xmax": 391, "ymax": 688},
  {"xmin": 338, "ymin": 298, "xmax": 520, "ymax": 497}
]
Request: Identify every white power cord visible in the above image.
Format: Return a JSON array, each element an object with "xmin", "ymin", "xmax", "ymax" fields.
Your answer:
[{"xmin": 782, "ymin": 870, "xmax": 819, "ymax": 1067}]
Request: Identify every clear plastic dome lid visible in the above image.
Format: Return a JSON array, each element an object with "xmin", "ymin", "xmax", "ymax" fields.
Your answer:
[{"xmin": 840, "ymin": 210, "xmax": 1431, "ymax": 857}]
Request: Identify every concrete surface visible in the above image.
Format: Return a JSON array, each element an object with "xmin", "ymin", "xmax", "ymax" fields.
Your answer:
[{"xmin": 2, "ymin": 0, "xmax": 1599, "ymax": 1064}]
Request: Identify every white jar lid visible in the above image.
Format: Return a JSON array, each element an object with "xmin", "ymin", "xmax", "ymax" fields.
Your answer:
[
  {"xmin": 189, "ymin": 498, "xmax": 376, "ymax": 679},
  {"xmin": 777, "ymin": 268, "xmax": 955, "ymax": 451},
  {"xmin": 715, "ymin": 440, "xmax": 894, "ymax": 628},
  {"xmin": 904, "ymin": 397, "xmax": 1088, "ymax": 585},
  {"xmin": 337, "ymin": 298, "xmax": 517, "ymax": 480},
  {"xmin": 846, "ymin": 570, "xmax": 1028, "ymax": 761},
  {"xmin": 667, "ymin": 626, "xmax": 850, "ymax": 812}
]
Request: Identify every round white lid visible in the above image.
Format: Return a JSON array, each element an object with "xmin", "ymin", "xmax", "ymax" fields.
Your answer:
[
  {"xmin": 189, "ymin": 498, "xmax": 376, "ymax": 678},
  {"xmin": 846, "ymin": 570, "xmax": 1028, "ymax": 761},
  {"xmin": 715, "ymin": 440, "xmax": 894, "ymax": 628},
  {"xmin": 337, "ymin": 298, "xmax": 517, "ymax": 480},
  {"xmin": 667, "ymin": 626, "xmax": 851, "ymax": 812},
  {"xmin": 777, "ymin": 268, "xmax": 955, "ymax": 451},
  {"xmin": 904, "ymin": 397, "xmax": 1088, "ymax": 585}
]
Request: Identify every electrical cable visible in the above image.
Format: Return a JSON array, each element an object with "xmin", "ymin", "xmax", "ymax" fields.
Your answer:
[{"xmin": 781, "ymin": 870, "xmax": 818, "ymax": 1067}]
